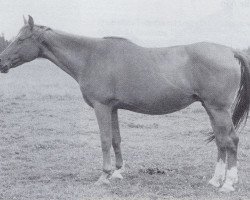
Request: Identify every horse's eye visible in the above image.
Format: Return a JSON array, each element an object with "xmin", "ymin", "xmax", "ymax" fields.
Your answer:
[{"xmin": 17, "ymin": 39, "xmax": 24, "ymax": 44}]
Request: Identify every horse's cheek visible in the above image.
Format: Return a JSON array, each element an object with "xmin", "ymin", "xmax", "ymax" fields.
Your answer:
[{"xmin": 21, "ymin": 44, "xmax": 39, "ymax": 61}]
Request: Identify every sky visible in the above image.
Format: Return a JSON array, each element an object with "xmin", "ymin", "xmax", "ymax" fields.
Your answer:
[{"xmin": 1, "ymin": 0, "xmax": 250, "ymax": 48}]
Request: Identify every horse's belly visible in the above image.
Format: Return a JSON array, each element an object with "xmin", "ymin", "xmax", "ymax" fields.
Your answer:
[{"xmin": 117, "ymin": 88, "xmax": 195, "ymax": 115}]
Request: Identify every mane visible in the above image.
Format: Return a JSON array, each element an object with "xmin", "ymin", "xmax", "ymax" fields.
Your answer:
[
  {"xmin": 103, "ymin": 36, "xmax": 132, "ymax": 43},
  {"xmin": 31, "ymin": 25, "xmax": 53, "ymax": 43},
  {"xmin": 33, "ymin": 25, "xmax": 52, "ymax": 33},
  {"xmin": 37, "ymin": 25, "xmax": 51, "ymax": 31},
  {"xmin": 34, "ymin": 25, "xmax": 132, "ymax": 45},
  {"xmin": 37, "ymin": 26, "xmax": 102, "ymax": 52},
  {"xmin": 34, "ymin": 26, "xmax": 134, "ymax": 49}
]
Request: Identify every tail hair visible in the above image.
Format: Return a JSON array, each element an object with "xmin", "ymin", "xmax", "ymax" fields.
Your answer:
[{"xmin": 232, "ymin": 52, "xmax": 250, "ymax": 130}]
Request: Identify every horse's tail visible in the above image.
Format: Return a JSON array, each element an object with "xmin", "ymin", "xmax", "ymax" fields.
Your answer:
[
  {"xmin": 232, "ymin": 51, "xmax": 250, "ymax": 131},
  {"xmin": 207, "ymin": 51, "xmax": 250, "ymax": 142}
]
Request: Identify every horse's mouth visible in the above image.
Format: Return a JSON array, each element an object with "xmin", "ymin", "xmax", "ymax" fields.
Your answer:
[
  {"xmin": 0, "ymin": 65, "xmax": 10, "ymax": 73},
  {"xmin": 0, "ymin": 59, "xmax": 22, "ymax": 73}
]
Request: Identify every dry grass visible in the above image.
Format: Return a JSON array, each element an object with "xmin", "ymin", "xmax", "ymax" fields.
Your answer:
[{"xmin": 0, "ymin": 60, "xmax": 249, "ymax": 200}]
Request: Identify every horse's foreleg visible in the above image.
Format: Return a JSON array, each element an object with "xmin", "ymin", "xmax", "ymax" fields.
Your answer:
[
  {"xmin": 110, "ymin": 109, "xmax": 125, "ymax": 179},
  {"xmin": 94, "ymin": 102, "xmax": 113, "ymax": 185}
]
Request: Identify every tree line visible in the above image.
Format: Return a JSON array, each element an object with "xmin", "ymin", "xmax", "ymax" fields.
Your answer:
[{"xmin": 0, "ymin": 33, "xmax": 10, "ymax": 53}]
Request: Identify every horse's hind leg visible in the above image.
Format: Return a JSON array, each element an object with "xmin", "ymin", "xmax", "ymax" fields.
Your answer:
[
  {"xmin": 110, "ymin": 109, "xmax": 125, "ymax": 179},
  {"xmin": 205, "ymin": 106, "xmax": 227, "ymax": 187},
  {"xmin": 204, "ymin": 105, "xmax": 239, "ymax": 192},
  {"xmin": 220, "ymin": 123, "xmax": 239, "ymax": 193}
]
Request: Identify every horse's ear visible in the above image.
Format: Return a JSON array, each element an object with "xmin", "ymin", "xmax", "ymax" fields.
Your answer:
[
  {"xmin": 28, "ymin": 15, "xmax": 34, "ymax": 30},
  {"xmin": 23, "ymin": 15, "xmax": 27, "ymax": 25}
]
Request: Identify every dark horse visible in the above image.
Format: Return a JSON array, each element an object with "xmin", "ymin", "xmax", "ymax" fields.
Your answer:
[{"xmin": 0, "ymin": 16, "xmax": 249, "ymax": 192}]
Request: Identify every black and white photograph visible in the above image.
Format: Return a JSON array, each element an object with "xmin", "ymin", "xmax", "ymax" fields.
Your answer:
[{"xmin": 0, "ymin": 0, "xmax": 250, "ymax": 199}]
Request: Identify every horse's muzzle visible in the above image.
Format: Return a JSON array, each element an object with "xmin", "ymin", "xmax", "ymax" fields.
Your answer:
[
  {"xmin": 0, "ymin": 62, "xmax": 10, "ymax": 73},
  {"xmin": 1, "ymin": 66, "xmax": 9, "ymax": 73}
]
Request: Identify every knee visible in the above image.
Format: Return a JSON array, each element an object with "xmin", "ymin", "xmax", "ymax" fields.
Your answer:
[{"xmin": 101, "ymin": 139, "xmax": 112, "ymax": 151}]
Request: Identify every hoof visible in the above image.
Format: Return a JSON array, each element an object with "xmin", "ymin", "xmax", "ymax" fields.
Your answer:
[
  {"xmin": 94, "ymin": 173, "xmax": 111, "ymax": 186},
  {"xmin": 219, "ymin": 183, "xmax": 235, "ymax": 193},
  {"xmin": 208, "ymin": 178, "xmax": 220, "ymax": 188},
  {"xmin": 111, "ymin": 162, "xmax": 125, "ymax": 180},
  {"xmin": 118, "ymin": 161, "xmax": 126, "ymax": 173},
  {"xmin": 111, "ymin": 170, "xmax": 123, "ymax": 180}
]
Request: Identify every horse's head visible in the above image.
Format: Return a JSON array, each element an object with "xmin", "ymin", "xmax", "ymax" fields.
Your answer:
[{"xmin": 0, "ymin": 15, "xmax": 42, "ymax": 73}]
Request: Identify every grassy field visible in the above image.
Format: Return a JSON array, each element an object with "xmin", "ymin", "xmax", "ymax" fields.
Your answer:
[{"xmin": 0, "ymin": 60, "xmax": 249, "ymax": 200}]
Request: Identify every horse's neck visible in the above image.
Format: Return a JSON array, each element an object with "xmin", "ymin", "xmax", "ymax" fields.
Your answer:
[{"xmin": 40, "ymin": 30, "xmax": 96, "ymax": 80}]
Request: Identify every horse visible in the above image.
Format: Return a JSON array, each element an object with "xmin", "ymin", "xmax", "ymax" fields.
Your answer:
[{"xmin": 0, "ymin": 15, "xmax": 249, "ymax": 193}]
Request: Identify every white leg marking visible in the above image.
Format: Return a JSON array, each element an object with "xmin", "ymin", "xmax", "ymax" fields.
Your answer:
[
  {"xmin": 220, "ymin": 167, "xmax": 238, "ymax": 193},
  {"xmin": 111, "ymin": 161, "xmax": 125, "ymax": 180},
  {"xmin": 208, "ymin": 159, "xmax": 226, "ymax": 188}
]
